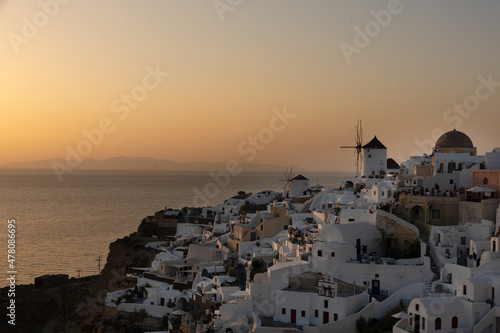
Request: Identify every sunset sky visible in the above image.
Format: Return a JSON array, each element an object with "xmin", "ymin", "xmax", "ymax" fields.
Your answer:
[{"xmin": 1, "ymin": 0, "xmax": 500, "ymax": 172}]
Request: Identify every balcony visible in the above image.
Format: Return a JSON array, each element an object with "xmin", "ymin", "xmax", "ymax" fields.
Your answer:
[{"xmin": 393, "ymin": 318, "xmax": 412, "ymax": 333}]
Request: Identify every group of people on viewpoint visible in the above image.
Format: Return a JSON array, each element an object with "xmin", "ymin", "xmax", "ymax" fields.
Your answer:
[{"xmin": 402, "ymin": 184, "xmax": 459, "ymax": 198}]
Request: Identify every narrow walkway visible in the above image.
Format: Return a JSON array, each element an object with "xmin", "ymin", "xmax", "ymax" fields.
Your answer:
[
  {"xmin": 419, "ymin": 229, "xmax": 440, "ymax": 285},
  {"xmin": 237, "ymin": 269, "xmax": 246, "ymax": 290}
]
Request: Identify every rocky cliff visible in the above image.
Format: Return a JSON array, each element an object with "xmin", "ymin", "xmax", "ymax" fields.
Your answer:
[{"xmin": 1, "ymin": 230, "xmax": 158, "ymax": 333}]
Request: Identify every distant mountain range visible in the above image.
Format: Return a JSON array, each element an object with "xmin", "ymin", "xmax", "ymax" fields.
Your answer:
[{"xmin": 2, "ymin": 156, "xmax": 305, "ymax": 172}]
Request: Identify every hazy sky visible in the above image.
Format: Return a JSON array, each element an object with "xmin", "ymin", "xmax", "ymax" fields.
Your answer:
[{"xmin": 1, "ymin": 0, "xmax": 500, "ymax": 171}]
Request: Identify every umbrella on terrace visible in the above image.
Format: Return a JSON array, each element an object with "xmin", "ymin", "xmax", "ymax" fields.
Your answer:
[
  {"xmin": 466, "ymin": 185, "xmax": 497, "ymax": 200},
  {"xmin": 172, "ymin": 310, "xmax": 187, "ymax": 316},
  {"xmin": 392, "ymin": 311, "xmax": 411, "ymax": 319},
  {"xmin": 466, "ymin": 185, "xmax": 496, "ymax": 193}
]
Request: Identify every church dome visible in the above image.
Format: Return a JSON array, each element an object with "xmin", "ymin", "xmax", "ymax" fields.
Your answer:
[{"xmin": 435, "ymin": 129, "xmax": 474, "ymax": 149}]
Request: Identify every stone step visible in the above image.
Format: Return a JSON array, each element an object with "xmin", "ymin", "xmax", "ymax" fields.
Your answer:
[{"xmin": 419, "ymin": 230, "xmax": 441, "ymax": 282}]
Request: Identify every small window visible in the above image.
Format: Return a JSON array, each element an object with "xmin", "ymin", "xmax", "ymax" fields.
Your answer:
[
  {"xmin": 334, "ymin": 313, "xmax": 338, "ymax": 321},
  {"xmin": 374, "ymin": 191, "xmax": 377, "ymax": 195},
  {"xmin": 492, "ymin": 287, "xmax": 495, "ymax": 300},
  {"xmin": 463, "ymin": 285, "xmax": 467, "ymax": 296},
  {"xmin": 282, "ymin": 308, "xmax": 286, "ymax": 315},
  {"xmin": 315, "ymin": 309, "xmax": 318, "ymax": 318},
  {"xmin": 317, "ymin": 250, "xmax": 323, "ymax": 257},
  {"xmin": 450, "ymin": 179, "xmax": 454, "ymax": 184},
  {"xmin": 415, "ymin": 304, "xmax": 419, "ymax": 311},
  {"xmin": 324, "ymin": 300, "xmax": 328, "ymax": 308},
  {"xmin": 432, "ymin": 209, "xmax": 441, "ymax": 219},
  {"xmin": 484, "ymin": 177, "xmax": 489, "ymax": 185},
  {"xmin": 435, "ymin": 317, "xmax": 441, "ymax": 330},
  {"xmin": 452, "ymin": 316, "xmax": 458, "ymax": 329},
  {"xmin": 422, "ymin": 317, "xmax": 425, "ymax": 330},
  {"xmin": 461, "ymin": 237, "xmax": 466, "ymax": 245},
  {"xmin": 331, "ymin": 252, "xmax": 335, "ymax": 257},
  {"xmin": 301, "ymin": 310, "xmax": 306, "ymax": 317},
  {"xmin": 260, "ymin": 225, "xmax": 263, "ymax": 230},
  {"xmin": 368, "ymin": 154, "xmax": 372, "ymax": 158}
]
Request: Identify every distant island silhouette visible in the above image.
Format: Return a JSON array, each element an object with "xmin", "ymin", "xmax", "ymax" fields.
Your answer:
[{"xmin": 2, "ymin": 156, "xmax": 306, "ymax": 172}]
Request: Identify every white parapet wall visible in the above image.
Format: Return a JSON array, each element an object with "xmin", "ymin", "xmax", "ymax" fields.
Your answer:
[
  {"xmin": 219, "ymin": 298, "xmax": 253, "ymax": 321},
  {"xmin": 301, "ymin": 282, "xmax": 423, "ymax": 333},
  {"xmin": 117, "ymin": 303, "xmax": 172, "ymax": 318}
]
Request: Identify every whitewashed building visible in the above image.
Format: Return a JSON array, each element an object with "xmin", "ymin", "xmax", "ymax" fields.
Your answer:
[
  {"xmin": 362, "ymin": 136, "xmax": 387, "ymax": 178},
  {"xmin": 273, "ymin": 274, "xmax": 369, "ymax": 326},
  {"xmin": 291, "ymin": 175, "xmax": 310, "ymax": 198}
]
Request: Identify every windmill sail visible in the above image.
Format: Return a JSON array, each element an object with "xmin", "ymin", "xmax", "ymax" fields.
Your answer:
[
  {"xmin": 279, "ymin": 167, "xmax": 295, "ymax": 198},
  {"xmin": 341, "ymin": 119, "xmax": 363, "ymax": 177}
]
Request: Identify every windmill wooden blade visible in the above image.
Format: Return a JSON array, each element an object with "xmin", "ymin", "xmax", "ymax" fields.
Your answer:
[
  {"xmin": 279, "ymin": 166, "xmax": 295, "ymax": 197},
  {"xmin": 340, "ymin": 119, "xmax": 364, "ymax": 177}
]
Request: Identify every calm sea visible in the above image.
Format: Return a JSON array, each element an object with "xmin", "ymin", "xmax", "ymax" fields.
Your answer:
[{"xmin": 0, "ymin": 169, "xmax": 350, "ymax": 286}]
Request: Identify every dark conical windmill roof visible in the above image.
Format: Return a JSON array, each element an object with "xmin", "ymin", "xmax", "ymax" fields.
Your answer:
[
  {"xmin": 292, "ymin": 174, "xmax": 308, "ymax": 181},
  {"xmin": 362, "ymin": 136, "xmax": 386, "ymax": 149}
]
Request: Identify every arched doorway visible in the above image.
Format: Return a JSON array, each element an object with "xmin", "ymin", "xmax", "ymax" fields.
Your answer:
[
  {"xmin": 175, "ymin": 296, "xmax": 188, "ymax": 312},
  {"xmin": 410, "ymin": 205, "xmax": 425, "ymax": 223}
]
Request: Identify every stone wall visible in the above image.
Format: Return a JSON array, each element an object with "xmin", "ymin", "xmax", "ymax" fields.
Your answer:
[
  {"xmin": 375, "ymin": 210, "xmax": 421, "ymax": 258},
  {"xmin": 270, "ymin": 205, "xmax": 288, "ymax": 217},
  {"xmin": 376, "ymin": 210, "xmax": 420, "ymax": 244},
  {"xmin": 472, "ymin": 170, "xmax": 500, "ymax": 193},
  {"xmin": 398, "ymin": 194, "xmax": 459, "ymax": 225},
  {"xmin": 459, "ymin": 199, "xmax": 500, "ymax": 224}
]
